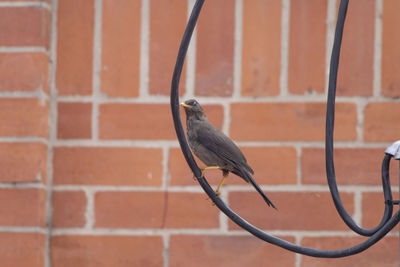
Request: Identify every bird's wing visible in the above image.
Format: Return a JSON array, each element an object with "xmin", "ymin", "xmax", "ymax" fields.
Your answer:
[
  {"xmin": 196, "ymin": 123, "xmax": 253, "ymax": 174},
  {"xmin": 197, "ymin": 123, "xmax": 276, "ymax": 209}
]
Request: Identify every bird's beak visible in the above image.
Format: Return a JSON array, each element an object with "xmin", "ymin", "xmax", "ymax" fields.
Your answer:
[{"xmin": 180, "ymin": 103, "xmax": 191, "ymax": 108}]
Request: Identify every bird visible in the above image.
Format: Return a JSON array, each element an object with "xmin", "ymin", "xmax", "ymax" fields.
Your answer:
[{"xmin": 180, "ymin": 99, "xmax": 277, "ymax": 209}]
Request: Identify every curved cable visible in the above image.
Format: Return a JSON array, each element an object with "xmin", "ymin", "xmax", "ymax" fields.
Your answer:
[
  {"xmin": 196, "ymin": 174, "xmax": 399, "ymax": 258},
  {"xmin": 325, "ymin": 0, "xmax": 393, "ymax": 236},
  {"xmin": 170, "ymin": 0, "xmax": 203, "ymax": 179},
  {"xmin": 170, "ymin": 0, "xmax": 400, "ymax": 257}
]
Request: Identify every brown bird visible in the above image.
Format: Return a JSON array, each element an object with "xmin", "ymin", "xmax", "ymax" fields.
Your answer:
[{"xmin": 180, "ymin": 99, "xmax": 277, "ymax": 209}]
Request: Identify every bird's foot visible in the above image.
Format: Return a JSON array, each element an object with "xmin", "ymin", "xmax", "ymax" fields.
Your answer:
[
  {"xmin": 211, "ymin": 191, "xmax": 221, "ymax": 206},
  {"xmin": 205, "ymin": 191, "xmax": 221, "ymax": 206},
  {"xmin": 205, "ymin": 196, "xmax": 214, "ymax": 205},
  {"xmin": 192, "ymin": 167, "xmax": 209, "ymax": 180}
]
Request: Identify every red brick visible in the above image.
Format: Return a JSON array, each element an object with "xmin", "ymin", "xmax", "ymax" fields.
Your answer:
[
  {"xmin": 100, "ymin": 103, "xmax": 172, "ymax": 140},
  {"xmin": 53, "ymin": 191, "xmax": 87, "ymax": 228},
  {"xmin": 301, "ymin": 236, "xmax": 398, "ymax": 266},
  {"xmin": 95, "ymin": 192, "xmax": 219, "ymax": 229},
  {"xmin": 0, "ymin": 53, "xmax": 49, "ymax": 92},
  {"xmin": 0, "ymin": 188, "xmax": 46, "ymax": 226},
  {"xmin": 56, "ymin": 0, "xmax": 94, "ymax": 95},
  {"xmin": 170, "ymin": 146, "xmax": 297, "ymax": 186},
  {"xmin": 229, "ymin": 191, "xmax": 354, "ymax": 230},
  {"xmin": 361, "ymin": 192, "xmax": 397, "ymax": 229},
  {"xmin": 241, "ymin": 0, "xmax": 281, "ymax": 96},
  {"xmin": 95, "ymin": 191, "xmax": 163, "ymax": 228},
  {"xmin": 230, "ymin": 102, "xmax": 357, "ymax": 141},
  {"xmin": 101, "ymin": 0, "xmax": 141, "ymax": 97},
  {"xmin": 382, "ymin": 0, "xmax": 400, "ymax": 97},
  {"xmin": 302, "ymin": 148, "xmax": 398, "ymax": 185},
  {"xmin": 99, "ymin": 103, "xmax": 223, "ymax": 140},
  {"xmin": 241, "ymin": 147, "xmax": 297, "ymax": 184},
  {"xmin": 288, "ymin": 0, "xmax": 327, "ymax": 95},
  {"xmin": 149, "ymin": 0, "xmax": 186, "ymax": 95},
  {"xmin": 364, "ymin": 102, "xmax": 400, "ymax": 142},
  {"xmin": 337, "ymin": 0, "xmax": 375, "ymax": 96},
  {"xmin": 53, "ymin": 147, "xmax": 162, "ymax": 186},
  {"xmin": 169, "ymin": 235, "xmax": 296, "ymax": 267},
  {"xmin": 196, "ymin": 0, "xmax": 234, "ymax": 96},
  {"xmin": 0, "ymin": 233, "xmax": 45, "ymax": 267},
  {"xmin": 57, "ymin": 102, "xmax": 92, "ymax": 139},
  {"xmin": 0, "ymin": 98, "xmax": 48, "ymax": 137},
  {"xmin": 0, "ymin": 7, "xmax": 49, "ymax": 47},
  {"xmin": 51, "ymin": 235, "xmax": 163, "ymax": 267},
  {"xmin": 0, "ymin": 143, "xmax": 47, "ymax": 183}
]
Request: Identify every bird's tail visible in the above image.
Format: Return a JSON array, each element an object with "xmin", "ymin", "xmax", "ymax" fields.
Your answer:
[{"xmin": 242, "ymin": 170, "xmax": 277, "ymax": 210}]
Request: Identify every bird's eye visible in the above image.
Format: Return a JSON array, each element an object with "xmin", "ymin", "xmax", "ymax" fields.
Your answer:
[{"xmin": 187, "ymin": 100, "xmax": 196, "ymax": 106}]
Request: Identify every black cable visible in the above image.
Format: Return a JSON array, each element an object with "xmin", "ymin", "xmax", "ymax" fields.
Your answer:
[
  {"xmin": 196, "ymin": 175, "xmax": 400, "ymax": 258},
  {"xmin": 170, "ymin": 0, "xmax": 204, "ymax": 179},
  {"xmin": 170, "ymin": 0, "xmax": 400, "ymax": 257},
  {"xmin": 325, "ymin": 0, "xmax": 393, "ymax": 236}
]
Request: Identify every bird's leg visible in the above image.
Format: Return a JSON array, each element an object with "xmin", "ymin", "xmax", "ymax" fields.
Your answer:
[
  {"xmin": 192, "ymin": 166, "xmax": 221, "ymax": 180},
  {"xmin": 215, "ymin": 172, "xmax": 229, "ymax": 196},
  {"xmin": 192, "ymin": 166, "xmax": 222, "ymax": 182},
  {"xmin": 206, "ymin": 172, "xmax": 229, "ymax": 206},
  {"xmin": 200, "ymin": 166, "xmax": 221, "ymax": 177}
]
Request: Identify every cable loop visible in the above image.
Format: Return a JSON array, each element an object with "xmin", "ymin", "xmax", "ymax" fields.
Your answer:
[{"xmin": 170, "ymin": 0, "xmax": 400, "ymax": 257}]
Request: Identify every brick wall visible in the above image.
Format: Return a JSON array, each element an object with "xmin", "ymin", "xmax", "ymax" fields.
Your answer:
[{"xmin": 0, "ymin": 0, "xmax": 399, "ymax": 266}]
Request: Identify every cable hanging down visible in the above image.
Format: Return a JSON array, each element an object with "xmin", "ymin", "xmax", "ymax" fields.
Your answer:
[{"xmin": 170, "ymin": 0, "xmax": 400, "ymax": 258}]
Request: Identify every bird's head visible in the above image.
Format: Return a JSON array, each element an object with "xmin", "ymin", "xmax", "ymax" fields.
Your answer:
[{"xmin": 180, "ymin": 99, "xmax": 206, "ymax": 120}]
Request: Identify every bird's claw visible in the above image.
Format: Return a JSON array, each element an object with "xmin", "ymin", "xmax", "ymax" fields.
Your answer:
[
  {"xmin": 212, "ymin": 192, "xmax": 221, "ymax": 206},
  {"xmin": 204, "ymin": 196, "xmax": 214, "ymax": 205},
  {"xmin": 205, "ymin": 191, "xmax": 221, "ymax": 206}
]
